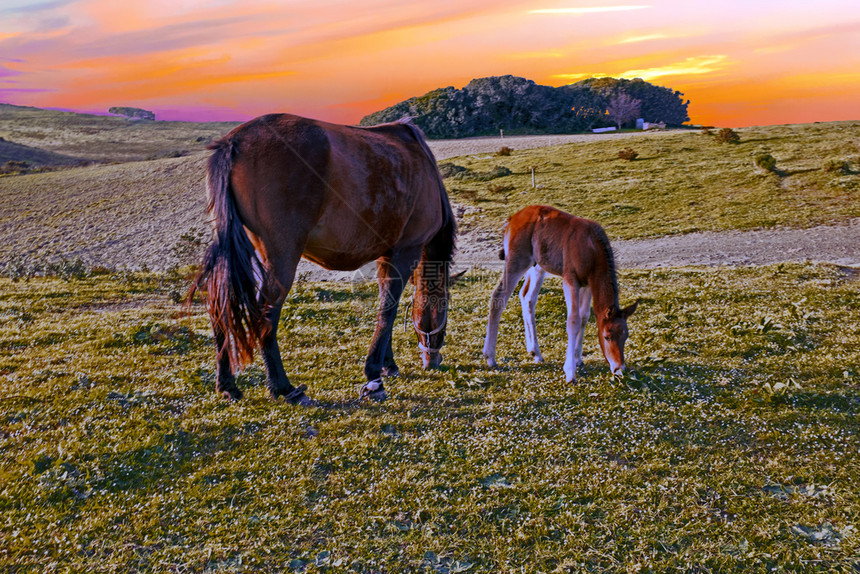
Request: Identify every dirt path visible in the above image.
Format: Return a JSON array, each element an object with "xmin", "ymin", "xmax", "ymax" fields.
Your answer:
[
  {"xmin": 428, "ymin": 130, "xmax": 674, "ymax": 160},
  {"xmin": 297, "ymin": 217, "xmax": 860, "ymax": 281}
]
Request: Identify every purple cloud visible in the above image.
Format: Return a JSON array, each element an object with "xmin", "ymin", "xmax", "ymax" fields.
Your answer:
[
  {"xmin": 1, "ymin": 0, "xmax": 79, "ymax": 14},
  {"xmin": 0, "ymin": 65, "xmax": 22, "ymax": 79}
]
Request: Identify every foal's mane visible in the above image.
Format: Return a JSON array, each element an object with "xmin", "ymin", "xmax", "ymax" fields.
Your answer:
[{"xmin": 591, "ymin": 222, "xmax": 619, "ymax": 306}]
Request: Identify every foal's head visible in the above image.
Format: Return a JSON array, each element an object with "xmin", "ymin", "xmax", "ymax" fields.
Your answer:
[
  {"xmin": 411, "ymin": 261, "xmax": 450, "ymax": 369},
  {"xmin": 597, "ymin": 301, "xmax": 638, "ymax": 376}
]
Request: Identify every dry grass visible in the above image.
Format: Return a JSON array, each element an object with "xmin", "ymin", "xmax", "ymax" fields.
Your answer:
[
  {"xmin": 0, "ymin": 103, "xmax": 238, "ymax": 163},
  {"xmin": 0, "ymin": 263, "xmax": 858, "ymax": 572}
]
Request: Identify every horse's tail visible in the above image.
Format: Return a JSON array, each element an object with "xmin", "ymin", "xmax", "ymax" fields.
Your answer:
[{"xmin": 188, "ymin": 137, "xmax": 269, "ymax": 372}]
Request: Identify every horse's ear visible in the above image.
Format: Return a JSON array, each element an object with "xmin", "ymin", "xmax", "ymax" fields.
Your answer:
[
  {"xmin": 603, "ymin": 307, "xmax": 613, "ymax": 321},
  {"xmin": 448, "ymin": 269, "xmax": 467, "ymax": 288},
  {"xmin": 621, "ymin": 300, "xmax": 639, "ymax": 318}
]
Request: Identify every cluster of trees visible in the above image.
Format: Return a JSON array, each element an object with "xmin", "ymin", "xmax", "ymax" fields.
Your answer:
[{"xmin": 360, "ymin": 75, "xmax": 689, "ymax": 138}]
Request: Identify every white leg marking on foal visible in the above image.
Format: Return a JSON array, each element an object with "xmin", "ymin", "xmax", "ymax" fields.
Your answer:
[
  {"xmin": 483, "ymin": 262, "xmax": 528, "ymax": 368},
  {"xmin": 519, "ymin": 266, "xmax": 546, "ymax": 363},
  {"xmin": 562, "ymin": 279, "xmax": 581, "ymax": 383},
  {"xmin": 575, "ymin": 285, "xmax": 592, "ymax": 367}
]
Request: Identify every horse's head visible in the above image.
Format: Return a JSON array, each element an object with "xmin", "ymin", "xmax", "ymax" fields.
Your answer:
[
  {"xmin": 597, "ymin": 301, "xmax": 638, "ymax": 376},
  {"xmin": 412, "ymin": 267, "xmax": 464, "ymax": 369}
]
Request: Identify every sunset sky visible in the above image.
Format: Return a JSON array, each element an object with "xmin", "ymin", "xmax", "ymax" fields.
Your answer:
[{"xmin": 1, "ymin": 0, "xmax": 858, "ymax": 127}]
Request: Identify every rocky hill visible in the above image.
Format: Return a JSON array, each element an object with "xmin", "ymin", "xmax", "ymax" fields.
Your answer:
[{"xmin": 360, "ymin": 75, "xmax": 689, "ymax": 138}]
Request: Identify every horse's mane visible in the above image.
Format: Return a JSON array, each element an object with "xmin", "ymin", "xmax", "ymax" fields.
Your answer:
[
  {"xmin": 591, "ymin": 223, "xmax": 619, "ymax": 305},
  {"xmin": 361, "ymin": 116, "xmax": 456, "ymax": 268},
  {"xmin": 399, "ymin": 118, "xmax": 457, "ymax": 268}
]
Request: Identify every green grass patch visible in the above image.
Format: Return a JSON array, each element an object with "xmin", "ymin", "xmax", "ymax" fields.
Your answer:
[
  {"xmin": 446, "ymin": 122, "xmax": 860, "ymax": 239},
  {"xmin": 0, "ymin": 264, "xmax": 858, "ymax": 571}
]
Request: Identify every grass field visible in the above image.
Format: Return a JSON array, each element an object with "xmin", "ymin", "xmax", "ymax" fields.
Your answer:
[
  {"xmin": 0, "ymin": 104, "xmax": 239, "ymax": 164},
  {"xmin": 1, "ymin": 263, "xmax": 858, "ymax": 572},
  {"xmin": 445, "ymin": 122, "xmax": 860, "ymax": 240},
  {"xmin": 2, "ymin": 121, "xmax": 858, "ymax": 273}
]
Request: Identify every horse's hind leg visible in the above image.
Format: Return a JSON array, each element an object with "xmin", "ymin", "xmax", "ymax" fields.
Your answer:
[
  {"xmin": 519, "ymin": 265, "xmax": 546, "ymax": 363},
  {"xmin": 259, "ymin": 252, "xmax": 312, "ymax": 405},
  {"xmin": 212, "ymin": 322, "xmax": 241, "ymax": 400},
  {"xmin": 483, "ymin": 255, "xmax": 531, "ymax": 368}
]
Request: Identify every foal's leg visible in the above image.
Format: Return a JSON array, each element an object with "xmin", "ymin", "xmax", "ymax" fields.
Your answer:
[
  {"xmin": 519, "ymin": 265, "xmax": 546, "ymax": 363},
  {"xmin": 363, "ymin": 248, "xmax": 422, "ymax": 400},
  {"xmin": 574, "ymin": 285, "xmax": 592, "ymax": 368},
  {"xmin": 483, "ymin": 257, "xmax": 531, "ymax": 368},
  {"xmin": 562, "ymin": 276, "xmax": 583, "ymax": 383}
]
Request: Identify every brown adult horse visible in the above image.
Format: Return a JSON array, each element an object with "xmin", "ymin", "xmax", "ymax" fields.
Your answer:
[
  {"xmin": 191, "ymin": 114, "xmax": 455, "ymax": 404},
  {"xmin": 483, "ymin": 205, "xmax": 637, "ymax": 382}
]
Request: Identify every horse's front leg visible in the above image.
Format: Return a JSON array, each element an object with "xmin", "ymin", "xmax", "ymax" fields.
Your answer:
[
  {"xmin": 362, "ymin": 250, "xmax": 421, "ymax": 401},
  {"xmin": 562, "ymin": 277, "xmax": 582, "ymax": 383},
  {"xmin": 483, "ymin": 259, "xmax": 530, "ymax": 368},
  {"xmin": 574, "ymin": 286, "xmax": 592, "ymax": 369},
  {"xmin": 377, "ymin": 270, "xmax": 400, "ymax": 379}
]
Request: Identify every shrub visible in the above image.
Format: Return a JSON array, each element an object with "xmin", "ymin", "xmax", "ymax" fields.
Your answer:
[
  {"xmin": 1, "ymin": 255, "xmax": 42, "ymax": 282},
  {"xmin": 437, "ymin": 162, "xmax": 469, "ymax": 179},
  {"xmin": 46, "ymin": 258, "xmax": 89, "ymax": 280},
  {"xmin": 715, "ymin": 128, "xmax": 740, "ymax": 144},
  {"xmin": 754, "ymin": 153, "xmax": 777, "ymax": 172},
  {"xmin": 473, "ymin": 166, "xmax": 512, "ymax": 181},
  {"xmin": 496, "ymin": 146, "xmax": 513, "ymax": 156},
  {"xmin": 617, "ymin": 147, "xmax": 638, "ymax": 161},
  {"xmin": 824, "ymin": 159, "xmax": 851, "ymax": 175},
  {"xmin": 487, "ymin": 183, "xmax": 515, "ymax": 194},
  {"xmin": 1, "ymin": 160, "xmax": 32, "ymax": 174},
  {"xmin": 170, "ymin": 229, "xmax": 208, "ymax": 268}
]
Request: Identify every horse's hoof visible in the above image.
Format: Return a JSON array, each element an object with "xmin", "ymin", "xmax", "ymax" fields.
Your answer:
[
  {"xmin": 273, "ymin": 384, "xmax": 314, "ymax": 406},
  {"xmin": 381, "ymin": 365, "xmax": 400, "ymax": 378},
  {"xmin": 218, "ymin": 386, "xmax": 243, "ymax": 401},
  {"xmin": 530, "ymin": 352, "xmax": 544, "ymax": 364},
  {"xmin": 360, "ymin": 380, "xmax": 387, "ymax": 402},
  {"xmin": 292, "ymin": 393, "xmax": 316, "ymax": 407}
]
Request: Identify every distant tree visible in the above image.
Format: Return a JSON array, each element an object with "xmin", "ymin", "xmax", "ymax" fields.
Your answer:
[
  {"xmin": 607, "ymin": 94, "xmax": 642, "ymax": 130},
  {"xmin": 361, "ymin": 75, "xmax": 690, "ymax": 138}
]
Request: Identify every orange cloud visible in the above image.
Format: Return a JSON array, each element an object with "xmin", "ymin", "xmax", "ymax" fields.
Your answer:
[
  {"xmin": 529, "ymin": 5, "xmax": 649, "ymax": 14},
  {"xmin": 1, "ymin": 0, "xmax": 858, "ymax": 127}
]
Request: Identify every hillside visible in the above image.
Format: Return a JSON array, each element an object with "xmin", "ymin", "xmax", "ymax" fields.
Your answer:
[
  {"xmin": 0, "ymin": 103, "xmax": 240, "ymax": 164},
  {"xmin": 360, "ymin": 75, "xmax": 690, "ymax": 138},
  {"xmin": 0, "ymin": 122, "xmax": 857, "ymax": 274},
  {"xmin": 0, "ymin": 137, "xmax": 84, "ymax": 168}
]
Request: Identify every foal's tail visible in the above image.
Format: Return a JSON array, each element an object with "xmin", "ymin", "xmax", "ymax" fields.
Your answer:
[{"xmin": 189, "ymin": 137, "xmax": 268, "ymax": 372}]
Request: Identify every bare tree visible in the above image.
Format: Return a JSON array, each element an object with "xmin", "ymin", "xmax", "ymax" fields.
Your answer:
[{"xmin": 606, "ymin": 94, "xmax": 642, "ymax": 130}]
